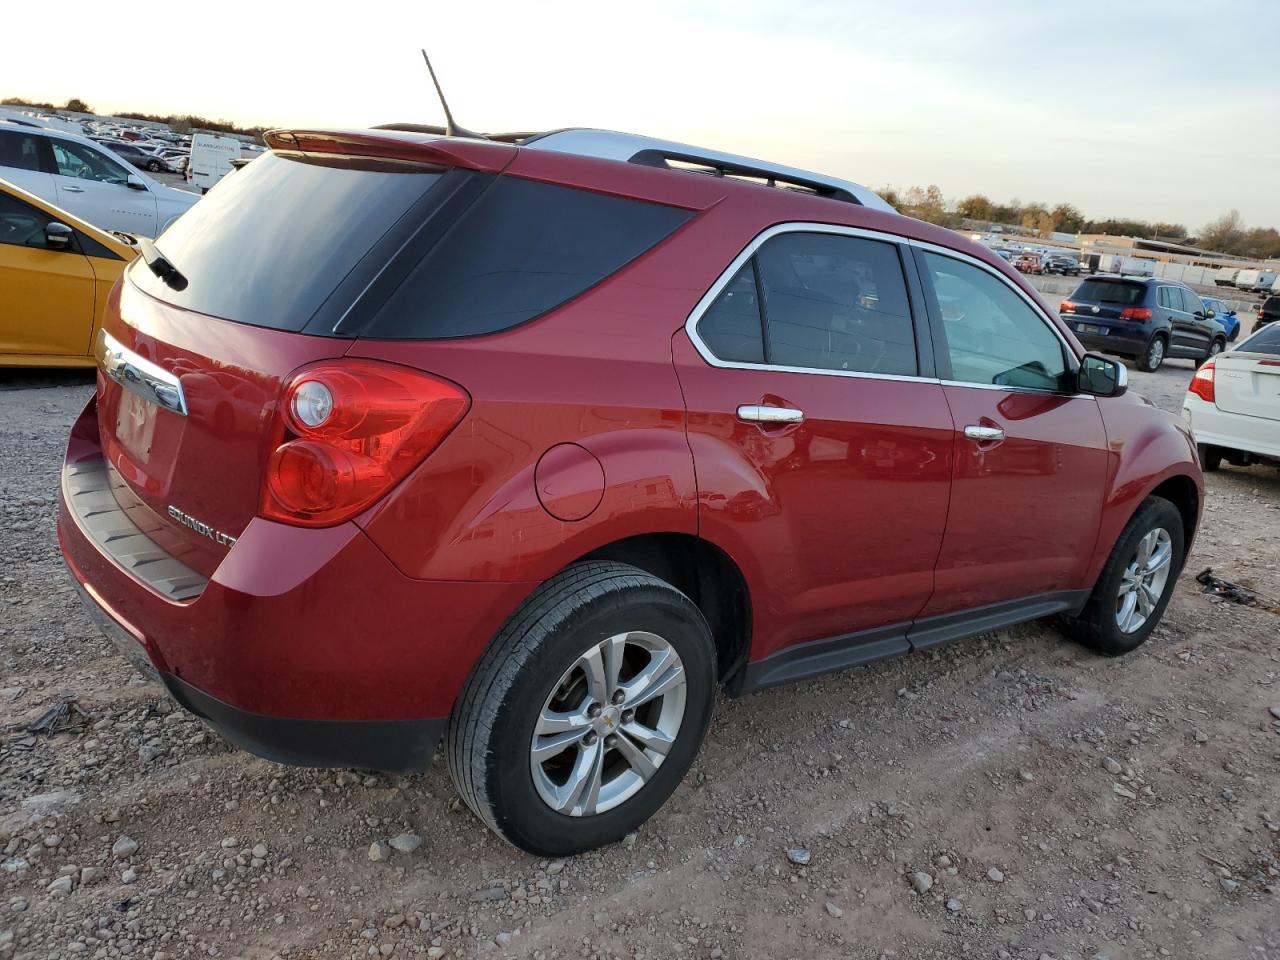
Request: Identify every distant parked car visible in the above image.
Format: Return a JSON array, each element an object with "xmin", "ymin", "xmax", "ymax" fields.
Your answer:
[
  {"xmin": 97, "ymin": 141, "xmax": 175, "ymax": 173},
  {"xmin": 1212, "ymin": 267, "xmax": 1241, "ymax": 287},
  {"xmin": 1042, "ymin": 253, "xmax": 1081, "ymax": 276},
  {"xmin": 1061, "ymin": 276, "xmax": 1226, "ymax": 372},
  {"xmin": 0, "ymin": 121, "xmax": 198, "ymax": 236},
  {"xmin": 1183, "ymin": 321, "xmax": 1280, "ymax": 472},
  {"xmin": 1256, "ymin": 295, "xmax": 1280, "ymax": 330},
  {"xmin": 1013, "ymin": 252, "xmax": 1042, "ymax": 274},
  {"xmin": 1198, "ymin": 296, "xmax": 1241, "ymax": 341}
]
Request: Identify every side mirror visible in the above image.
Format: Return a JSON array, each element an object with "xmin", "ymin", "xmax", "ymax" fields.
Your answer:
[
  {"xmin": 1203, "ymin": 307, "xmax": 1216, "ymax": 318},
  {"xmin": 45, "ymin": 221, "xmax": 74, "ymax": 251},
  {"xmin": 1078, "ymin": 353, "xmax": 1127, "ymax": 398},
  {"xmin": 126, "ymin": 175, "xmax": 148, "ymax": 191}
]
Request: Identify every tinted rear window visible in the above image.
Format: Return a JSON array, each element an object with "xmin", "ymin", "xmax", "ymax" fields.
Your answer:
[
  {"xmin": 1238, "ymin": 322, "xmax": 1280, "ymax": 355},
  {"xmin": 133, "ymin": 152, "xmax": 441, "ymax": 331},
  {"xmin": 1073, "ymin": 280, "xmax": 1145, "ymax": 305},
  {"xmin": 361, "ymin": 176, "xmax": 692, "ymax": 339}
]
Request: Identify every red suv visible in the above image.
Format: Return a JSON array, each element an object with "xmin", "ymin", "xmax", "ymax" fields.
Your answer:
[{"xmin": 58, "ymin": 128, "xmax": 1203, "ymax": 856}]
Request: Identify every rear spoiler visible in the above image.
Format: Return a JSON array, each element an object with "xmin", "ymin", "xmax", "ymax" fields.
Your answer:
[{"xmin": 264, "ymin": 129, "xmax": 515, "ymax": 174}]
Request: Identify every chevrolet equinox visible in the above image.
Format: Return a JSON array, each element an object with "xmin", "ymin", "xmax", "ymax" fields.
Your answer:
[{"xmin": 58, "ymin": 127, "xmax": 1204, "ymax": 855}]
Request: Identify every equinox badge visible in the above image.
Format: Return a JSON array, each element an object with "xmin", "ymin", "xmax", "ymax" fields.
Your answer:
[{"xmin": 167, "ymin": 506, "xmax": 238, "ymax": 548}]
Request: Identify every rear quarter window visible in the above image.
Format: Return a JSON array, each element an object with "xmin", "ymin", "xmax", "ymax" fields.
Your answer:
[
  {"xmin": 1238, "ymin": 323, "xmax": 1280, "ymax": 356},
  {"xmin": 361, "ymin": 176, "xmax": 692, "ymax": 339}
]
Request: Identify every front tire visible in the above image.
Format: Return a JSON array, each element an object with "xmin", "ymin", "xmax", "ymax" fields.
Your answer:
[
  {"xmin": 447, "ymin": 561, "xmax": 715, "ymax": 856},
  {"xmin": 1061, "ymin": 497, "xmax": 1184, "ymax": 656},
  {"xmin": 1138, "ymin": 334, "xmax": 1166, "ymax": 373}
]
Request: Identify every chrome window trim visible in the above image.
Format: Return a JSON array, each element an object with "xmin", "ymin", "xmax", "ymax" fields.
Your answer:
[
  {"xmin": 683, "ymin": 222, "xmax": 937, "ymax": 386},
  {"xmin": 96, "ymin": 329, "xmax": 188, "ymax": 417},
  {"xmin": 683, "ymin": 221, "xmax": 1088, "ymax": 398}
]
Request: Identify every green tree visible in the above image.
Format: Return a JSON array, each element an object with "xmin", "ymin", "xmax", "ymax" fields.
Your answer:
[
  {"xmin": 956, "ymin": 194, "xmax": 994, "ymax": 222},
  {"xmin": 1199, "ymin": 210, "xmax": 1244, "ymax": 254},
  {"xmin": 1050, "ymin": 203, "xmax": 1085, "ymax": 234},
  {"xmin": 62, "ymin": 98, "xmax": 92, "ymax": 113}
]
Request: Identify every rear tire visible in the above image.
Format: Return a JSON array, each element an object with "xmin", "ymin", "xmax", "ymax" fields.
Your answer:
[
  {"xmin": 447, "ymin": 561, "xmax": 715, "ymax": 856},
  {"xmin": 1138, "ymin": 335, "xmax": 1166, "ymax": 373},
  {"xmin": 1198, "ymin": 444, "xmax": 1223, "ymax": 472},
  {"xmin": 1195, "ymin": 338, "xmax": 1225, "ymax": 369},
  {"xmin": 1061, "ymin": 497, "xmax": 1184, "ymax": 656}
]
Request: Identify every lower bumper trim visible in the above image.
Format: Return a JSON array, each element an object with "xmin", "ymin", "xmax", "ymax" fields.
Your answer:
[{"xmin": 162, "ymin": 673, "xmax": 447, "ymax": 774}]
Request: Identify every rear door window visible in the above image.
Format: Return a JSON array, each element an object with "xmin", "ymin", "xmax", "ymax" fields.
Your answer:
[
  {"xmin": 755, "ymin": 232, "xmax": 917, "ymax": 376},
  {"xmin": 696, "ymin": 262, "xmax": 765, "ymax": 364}
]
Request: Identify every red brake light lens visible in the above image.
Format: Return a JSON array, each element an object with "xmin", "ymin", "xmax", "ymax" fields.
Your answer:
[
  {"xmin": 1188, "ymin": 361, "xmax": 1215, "ymax": 404},
  {"xmin": 261, "ymin": 360, "xmax": 470, "ymax": 527},
  {"xmin": 1060, "ymin": 299, "xmax": 1076, "ymax": 313},
  {"xmin": 1119, "ymin": 307, "xmax": 1153, "ymax": 321}
]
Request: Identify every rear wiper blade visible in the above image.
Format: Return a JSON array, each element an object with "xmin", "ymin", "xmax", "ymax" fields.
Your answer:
[{"xmin": 135, "ymin": 236, "xmax": 188, "ymax": 291}]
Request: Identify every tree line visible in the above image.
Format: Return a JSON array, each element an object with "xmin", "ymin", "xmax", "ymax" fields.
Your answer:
[{"xmin": 880, "ymin": 185, "xmax": 1280, "ymax": 260}]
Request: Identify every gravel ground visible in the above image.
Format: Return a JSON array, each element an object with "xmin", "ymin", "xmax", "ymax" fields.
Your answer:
[{"xmin": 2, "ymin": 358, "xmax": 1278, "ymax": 960}]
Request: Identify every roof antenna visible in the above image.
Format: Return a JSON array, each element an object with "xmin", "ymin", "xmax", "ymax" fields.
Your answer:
[{"xmin": 422, "ymin": 49, "xmax": 486, "ymax": 139}]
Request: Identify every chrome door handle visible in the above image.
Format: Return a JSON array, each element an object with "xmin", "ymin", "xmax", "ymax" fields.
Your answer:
[
  {"xmin": 62, "ymin": 186, "xmax": 85, "ymax": 193},
  {"xmin": 963, "ymin": 424, "xmax": 1004, "ymax": 442},
  {"xmin": 737, "ymin": 404, "xmax": 804, "ymax": 424}
]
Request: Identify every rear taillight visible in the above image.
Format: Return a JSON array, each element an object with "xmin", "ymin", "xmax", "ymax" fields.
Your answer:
[
  {"xmin": 261, "ymin": 360, "xmax": 470, "ymax": 527},
  {"xmin": 1060, "ymin": 299, "xmax": 1076, "ymax": 313},
  {"xmin": 1119, "ymin": 307, "xmax": 1153, "ymax": 320},
  {"xmin": 1188, "ymin": 361, "xmax": 1215, "ymax": 404}
]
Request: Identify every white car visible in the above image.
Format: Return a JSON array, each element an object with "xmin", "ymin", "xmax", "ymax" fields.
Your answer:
[
  {"xmin": 0, "ymin": 120, "xmax": 198, "ymax": 237},
  {"xmin": 1183, "ymin": 322, "xmax": 1280, "ymax": 471}
]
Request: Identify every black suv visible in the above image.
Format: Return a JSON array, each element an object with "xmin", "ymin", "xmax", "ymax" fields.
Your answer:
[
  {"xmin": 1061, "ymin": 276, "xmax": 1226, "ymax": 372},
  {"xmin": 1257, "ymin": 295, "xmax": 1280, "ymax": 331},
  {"xmin": 1043, "ymin": 253, "xmax": 1081, "ymax": 276}
]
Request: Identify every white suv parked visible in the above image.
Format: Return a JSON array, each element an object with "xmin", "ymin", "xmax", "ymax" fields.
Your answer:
[{"xmin": 0, "ymin": 121, "xmax": 198, "ymax": 237}]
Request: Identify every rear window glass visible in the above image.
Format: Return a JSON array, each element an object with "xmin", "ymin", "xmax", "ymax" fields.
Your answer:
[
  {"xmin": 1238, "ymin": 323, "xmax": 1280, "ymax": 356},
  {"xmin": 361, "ymin": 176, "xmax": 692, "ymax": 339},
  {"xmin": 1073, "ymin": 280, "xmax": 1145, "ymax": 305},
  {"xmin": 132, "ymin": 152, "xmax": 441, "ymax": 331}
]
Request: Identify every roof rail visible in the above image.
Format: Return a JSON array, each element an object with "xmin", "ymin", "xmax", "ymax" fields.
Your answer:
[{"xmin": 523, "ymin": 129, "xmax": 896, "ymax": 213}]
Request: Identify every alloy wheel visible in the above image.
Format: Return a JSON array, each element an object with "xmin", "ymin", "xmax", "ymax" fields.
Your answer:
[
  {"xmin": 530, "ymin": 631, "xmax": 687, "ymax": 817},
  {"xmin": 1148, "ymin": 339, "xmax": 1165, "ymax": 367},
  {"xmin": 1115, "ymin": 528, "xmax": 1173, "ymax": 634}
]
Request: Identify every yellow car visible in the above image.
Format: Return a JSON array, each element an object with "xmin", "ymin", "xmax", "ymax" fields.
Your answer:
[{"xmin": 0, "ymin": 177, "xmax": 139, "ymax": 367}]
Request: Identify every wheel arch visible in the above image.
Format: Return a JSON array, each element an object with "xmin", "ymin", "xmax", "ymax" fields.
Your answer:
[{"xmin": 575, "ymin": 533, "xmax": 752, "ymax": 687}]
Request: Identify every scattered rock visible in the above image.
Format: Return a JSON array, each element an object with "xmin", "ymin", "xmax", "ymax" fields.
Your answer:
[
  {"xmin": 251, "ymin": 843, "xmax": 269, "ymax": 859},
  {"xmin": 1102, "ymin": 757, "xmax": 1123, "ymax": 775},
  {"xmin": 46, "ymin": 876, "xmax": 72, "ymax": 895},
  {"xmin": 987, "ymin": 867, "xmax": 1005, "ymax": 883},
  {"xmin": 946, "ymin": 898, "xmax": 962, "ymax": 913},
  {"xmin": 388, "ymin": 832, "xmax": 421, "ymax": 854},
  {"xmin": 111, "ymin": 836, "xmax": 138, "ymax": 859},
  {"xmin": 824, "ymin": 902, "xmax": 843, "ymax": 918},
  {"xmin": 368, "ymin": 841, "xmax": 391, "ymax": 862},
  {"xmin": 1112, "ymin": 784, "xmax": 1138, "ymax": 800},
  {"xmin": 911, "ymin": 871, "xmax": 934, "ymax": 894},
  {"xmin": 785, "ymin": 847, "xmax": 811, "ymax": 866},
  {"xmin": 1220, "ymin": 878, "xmax": 1240, "ymax": 893}
]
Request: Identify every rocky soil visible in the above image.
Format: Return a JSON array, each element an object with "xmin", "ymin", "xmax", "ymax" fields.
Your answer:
[{"xmin": 2, "ymin": 360, "xmax": 1278, "ymax": 960}]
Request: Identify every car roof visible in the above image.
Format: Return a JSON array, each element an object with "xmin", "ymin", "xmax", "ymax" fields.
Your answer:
[{"xmin": 0, "ymin": 175, "xmax": 138, "ymax": 259}]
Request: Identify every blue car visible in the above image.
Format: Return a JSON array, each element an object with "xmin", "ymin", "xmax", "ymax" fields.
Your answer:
[{"xmin": 1199, "ymin": 295, "xmax": 1241, "ymax": 341}]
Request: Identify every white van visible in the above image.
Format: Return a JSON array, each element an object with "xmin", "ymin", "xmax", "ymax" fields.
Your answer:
[
  {"xmin": 1213, "ymin": 267, "xmax": 1241, "ymax": 287},
  {"xmin": 186, "ymin": 134, "xmax": 242, "ymax": 192},
  {"xmin": 1235, "ymin": 270, "xmax": 1279, "ymax": 293}
]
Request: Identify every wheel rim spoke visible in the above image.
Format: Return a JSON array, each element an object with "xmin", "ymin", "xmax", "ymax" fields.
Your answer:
[
  {"xmin": 621, "ymin": 649, "xmax": 684, "ymax": 710},
  {"xmin": 552, "ymin": 741, "xmax": 604, "ymax": 815},
  {"xmin": 612, "ymin": 730, "xmax": 658, "ymax": 782},
  {"xmin": 1115, "ymin": 527, "xmax": 1172, "ymax": 634},
  {"xmin": 621, "ymin": 720, "xmax": 675, "ymax": 756},
  {"xmin": 579, "ymin": 644, "xmax": 610, "ymax": 704},
  {"xmin": 531, "ymin": 728, "xmax": 585, "ymax": 764}
]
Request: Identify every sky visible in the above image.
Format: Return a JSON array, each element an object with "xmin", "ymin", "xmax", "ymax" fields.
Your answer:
[{"xmin": 8, "ymin": 0, "xmax": 1278, "ymax": 229}]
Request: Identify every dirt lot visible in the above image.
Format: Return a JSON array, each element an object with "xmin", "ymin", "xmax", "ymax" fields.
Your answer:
[{"xmin": 2, "ymin": 359, "xmax": 1278, "ymax": 960}]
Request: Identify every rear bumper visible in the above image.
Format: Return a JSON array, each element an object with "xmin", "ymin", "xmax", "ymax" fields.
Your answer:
[
  {"xmin": 1183, "ymin": 395, "xmax": 1280, "ymax": 461},
  {"xmin": 1063, "ymin": 317, "xmax": 1149, "ymax": 356},
  {"xmin": 58, "ymin": 397, "xmax": 535, "ymax": 770}
]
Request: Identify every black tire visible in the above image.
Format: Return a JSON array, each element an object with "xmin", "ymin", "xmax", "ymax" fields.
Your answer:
[
  {"xmin": 1138, "ymin": 334, "xmax": 1166, "ymax": 373},
  {"xmin": 1198, "ymin": 444, "xmax": 1223, "ymax": 472},
  {"xmin": 447, "ymin": 561, "xmax": 715, "ymax": 856},
  {"xmin": 1061, "ymin": 497, "xmax": 1184, "ymax": 656},
  {"xmin": 147, "ymin": 160, "xmax": 161, "ymax": 172},
  {"xmin": 1195, "ymin": 338, "xmax": 1225, "ymax": 369}
]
